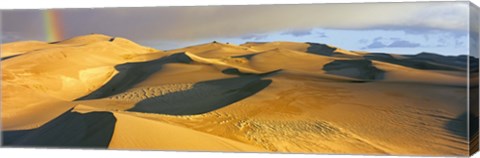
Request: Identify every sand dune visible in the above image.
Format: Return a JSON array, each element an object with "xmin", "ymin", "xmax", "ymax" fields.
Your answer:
[
  {"xmin": 184, "ymin": 52, "xmax": 262, "ymax": 74},
  {"xmin": 76, "ymin": 53, "xmax": 191, "ymax": 100},
  {"xmin": 247, "ymin": 48, "xmax": 334, "ymax": 72},
  {"xmin": 2, "ymin": 34, "xmax": 160, "ymax": 130},
  {"xmin": 242, "ymin": 41, "xmax": 363, "ymax": 58},
  {"xmin": 166, "ymin": 42, "xmax": 256, "ymax": 58},
  {"xmin": 108, "ymin": 111, "xmax": 266, "ymax": 151},
  {"xmin": 1, "ymin": 34, "xmax": 475, "ymax": 156},
  {"xmin": 1, "ymin": 41, "xmax": 61, "ymax": 59},
  {"xmin": 3, "ymin": 109, "xmax": 116, "ymax": 148}
]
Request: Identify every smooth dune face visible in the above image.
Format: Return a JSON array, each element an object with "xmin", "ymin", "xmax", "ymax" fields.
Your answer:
[
  {"xmin": 1, "ymin": 34, "xmax": 160, "ymax": 130},
  {"xmin": 1, "ymin": 34, "xmax": 475, "ymax": 156}
]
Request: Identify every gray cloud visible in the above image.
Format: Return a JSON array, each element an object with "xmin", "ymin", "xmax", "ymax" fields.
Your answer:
[
  {"xmin": 388, "ymin": 40, "xmax": 420, "ymax": 48},
  {"xmin": 317, "ymin": 32, "xmax": 328, "ymax": 38},
  {"xmin": 2, "ymin": 2, "xmax": 470, "ymax": 43},
  {"xmin": 362, "ymin": 37, "xmax": 421, "ymax": 49},
  {"xmin": 363, "ymin": 41, "xmax": 387, "ymax": 49}
]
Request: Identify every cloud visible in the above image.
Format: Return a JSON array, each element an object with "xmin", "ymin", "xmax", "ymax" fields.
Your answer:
[
  {"xmin": 317, "ymin": 32, "xmax": 328, "ymax": 38},
  {"xmin": 363, "ymin": 41, "xmax": 387, "ymax": 49},
  {"xmin": 281, "ymin": 29, "xmax": 312, "ymax": 37},
  {"xmin": 2, "ymin": 2, "xmax": 470, "ymax": 43},
  {"xmin": 388, "ymin": 40, "xmax": 420, "ymax": 48},
  {"xmin": 362, "ymin": 37, "xmax": 421, "ymax": 49}
]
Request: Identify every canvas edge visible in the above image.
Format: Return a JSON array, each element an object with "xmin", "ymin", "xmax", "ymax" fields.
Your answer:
[{"xmin": 469, "ymin": 1, "xmax": 480, "ymax": 156}]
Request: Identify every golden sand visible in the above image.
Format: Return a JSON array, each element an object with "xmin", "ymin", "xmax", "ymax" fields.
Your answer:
[{"xmin": 1, "ymin": 34, "xmax": 470, "ymax": 156}]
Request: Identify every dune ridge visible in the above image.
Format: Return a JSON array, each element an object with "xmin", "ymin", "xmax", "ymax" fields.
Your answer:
[{"xmin": 1, "ymin": 34, "xmax": 475, "ymax": 156}]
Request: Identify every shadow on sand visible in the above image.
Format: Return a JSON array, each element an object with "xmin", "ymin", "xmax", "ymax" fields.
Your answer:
[
  {"xmin": 127, "ymin": 75, "xmax": 273, "ymax": 115},
  {"xmin": 363, "ymin": 52, "xmax": 472, "ymax": 71},
  {"xmin": 322, "ymin": 59, "xmax": 385, "ymax": 81},
  {"xmin": 76, "ymin": 53, "xmax": 192, "ymax": 100},
  {"xmin": 305, "ymin": 42, "xmax": 337, "ymax": 56},
  {"xmin": 444, "ymin": 112, "xmax": 478, "ymax": 139},
  {"xmin": 1, "ymin": 54, "xmax": 22, "ymax": 61},
  {"xmin": 2, "ymin": 109, "xmax": 116, "ymax": 148}
]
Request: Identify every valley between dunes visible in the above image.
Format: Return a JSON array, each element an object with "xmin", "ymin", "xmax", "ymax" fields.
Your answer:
[{"xmin": 1, "ymin": 34, "xmax": 474, "ymax": 156}]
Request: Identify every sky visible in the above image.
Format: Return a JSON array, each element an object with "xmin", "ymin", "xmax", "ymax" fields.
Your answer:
[{"xmin": 1, "ymin": 1, "xmax": 477, "ymax": 56}]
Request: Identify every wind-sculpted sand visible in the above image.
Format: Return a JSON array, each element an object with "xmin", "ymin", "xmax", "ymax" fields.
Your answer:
[{"xmin": 1, "ymin": 34, "xmax": 476, "ymax": 156}]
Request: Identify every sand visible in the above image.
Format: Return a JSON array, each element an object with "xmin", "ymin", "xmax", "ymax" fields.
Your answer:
[{"xmin": 1, "ymin": 34, "xmax": 475, "ymax": 156}]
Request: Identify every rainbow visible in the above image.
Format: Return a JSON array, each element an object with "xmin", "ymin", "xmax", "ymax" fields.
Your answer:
[{"xmin": 43, "ymin": 9, "xmax": 64, "ymax": 42}]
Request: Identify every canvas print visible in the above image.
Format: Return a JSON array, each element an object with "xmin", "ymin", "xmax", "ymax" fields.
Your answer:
[{"xmin": 1, "ymin": 1, "xmax": 479, "ymax": 156}]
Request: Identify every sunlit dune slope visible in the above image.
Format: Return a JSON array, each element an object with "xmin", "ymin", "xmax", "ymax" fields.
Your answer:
[
  {"xmin": 1, "ymin": 34, "xmax": 161, "ymax": 130},
  {"xmin": 1, "ymin": 41, "xmax": 58, "ymax": 59},
  {"xmin": 166, "ymin": 42, "xmax": 256, "ymax": 58},
  {"xmin": 1, "ymin": 35, "xmax": 475, "ymax": 156},
  {"xmin": 242, "ymin": 41, "xmax": 363, "ymax": 57},
  {"xmin": 108, "ymin": 111, "xmax": 266, "ymax": 151}
]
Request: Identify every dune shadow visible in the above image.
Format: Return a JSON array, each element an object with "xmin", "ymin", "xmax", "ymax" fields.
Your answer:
[
  {"xmin": 231, "ymin": 53, "xmax": 259, "ymax": 60},
  {"xmin": 469, "ymin": 56, "xmax": 479, "ymax": 154},
  {"xmin": 222, "ymin": 68, "xmax": 281, "ymax": 77},
  {"xmin": 470, "ymin": 57, "xmax": 479, "ymax": 72},
  {"xmin": 1, "ymin": 54, "xmax": 22, "ymax": 61},
  {"xmin": 444, "ymin": 112, "xmax": 469, "ymax": 139},
  {"xmin": 76, "ymin": 53, "xmax": 192, "ymax": 100},
  {"xmin": 305, "ymin": 42, "xmax": 337, "ymax": 56},
  {"xmin": 127, "ymin": 76, "xmax": 272, "ymax": 115},
  {"xmin": 364, "ymin": 52, "xmax": 471, "ymax": 71},
  {"xmin": 222, "ymin": 68, "xmax": 256, "ymax": 76},
  {"xmin": 322, "ymin": 59, "xmax": 384, "ymax": 81},
  {"xmin": 2, "ymin": 110, "xmax": 116, "ymax": 148}
]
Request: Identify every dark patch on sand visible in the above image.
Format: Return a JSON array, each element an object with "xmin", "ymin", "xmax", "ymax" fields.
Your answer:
[
  {"xmin": 323, "ymin": 59, "xmax": 384, "ymax": 80},
  {"xmin": 306, "ymin": 42, "xmax": 337, "ymax": 56},
  {"xmin": 222, "ymin": 68, "xmax": 281, "ymax": 77},
  {"xmin": 127, "ymin": 76, "xmax": 272, "ymax": 115},
  {"xmin": 2, "ymin": 110, "xmax": 116, "ymax": 148},
  {"xmin": 444, "ymin": 112, "xmax": 468, "ymax": 139},
  {"xmin": 76, "ymin": 53, "xmax": 193, "ymax": 100},
  {"xmin": 231, "ymin": 53, "xmax": 259, "ymax": 60},
  {"xmin": 48, "ymin": 41, "xmax": 61, "ymax": 44},
  {"xmin": 222, "ymin": 68, "xmax": 256, "ymax": 76},
  {"xmin": 1, "ymin": 54, "xmax": 22, "ymax": 61},
  {"xmin": 364, "ymin": 52, "xmax": 474, "ymax": 71}
]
